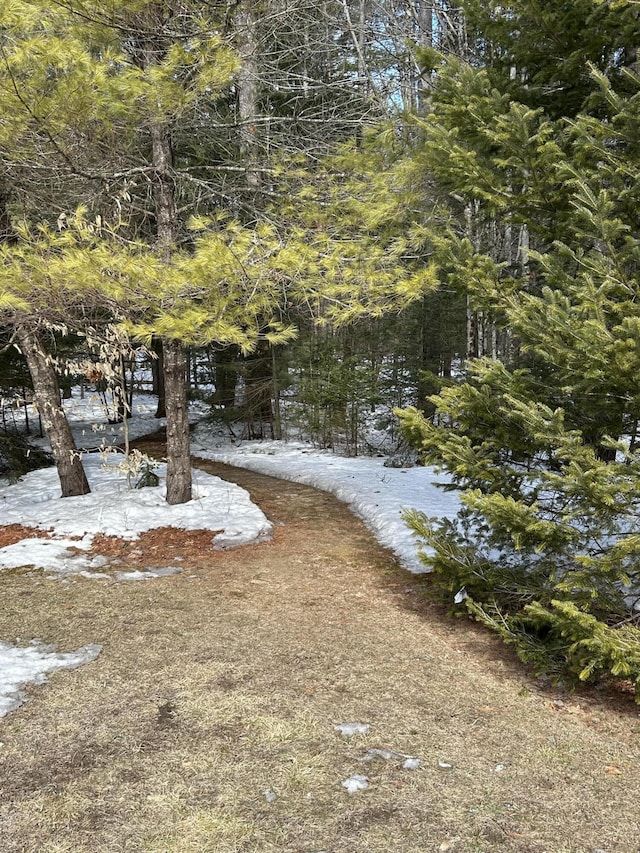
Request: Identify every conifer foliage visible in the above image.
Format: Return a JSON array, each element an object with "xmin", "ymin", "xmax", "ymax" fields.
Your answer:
[
  {"xmin": 398, "ymin": 2, "xmax": 640, "ymax": 696},
  {"xmin": 0, "ymin": 0, "xmax": 440, "ymax": 499}
]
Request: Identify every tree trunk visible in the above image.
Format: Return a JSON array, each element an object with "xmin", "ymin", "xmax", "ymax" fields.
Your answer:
[
  {"xmin": 163, "ymin": 337, "xmax": 191, "ymax": 505},
  {"xmin": 235, "ymin": 0, "xmax": 261, "ymax": 194},
  {"xmin": 151, "ymin": 336, "xmax": 166, "ymax": 418},
  {"xmin": 139, "ymin": 23, "xmax": 190, "ymax": 501},
  {"xmin": 149, "ymin": 116, "xmax": 191, "ymax": 501},
  {"xmin": 16, "ymin": 324, "xmax": 90, "ymax": 497},
  {"xmin": 150, "ymin": 121, "xmax": 176, "ymax": 252},
  {"xmin": 243, "ymin": 341, "xmax": 274, "ymax": 438},
  {"xmin": 214, "ymin": 345, "xmax": 240, "ymax": 407}
]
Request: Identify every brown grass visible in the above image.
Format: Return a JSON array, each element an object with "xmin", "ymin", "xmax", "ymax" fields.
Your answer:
[{"xmin": 0, "ymin": 454, "xmax": 639, "ymax": 853}]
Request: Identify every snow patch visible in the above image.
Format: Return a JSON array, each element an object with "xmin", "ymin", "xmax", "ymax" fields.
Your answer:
[
  {"xmin": 0, "ymin": 641, "xmax": 102, "ymax": 717},
  {"xmin": 0, "ymin": 454, "xmax": 272, "ymax": 576},
  {"xmin": 341, "ymin": 774, "xmax": 369, "ymax": 794},
  {"xmin": 334, "ymin": 722, "xmax": 370, "ymax": 737},
  {"xmin": 191, "ymin": 428, "xmax": 460, "ymax": 574},
  {"xmin": 115, "ymin": 567, "xmax": 182, "ymax": 581}
]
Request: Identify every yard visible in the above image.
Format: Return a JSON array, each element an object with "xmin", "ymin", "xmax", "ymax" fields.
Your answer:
[{"xmin": 0, "ymin": 458, "xmax": 638, "ymax": 853}]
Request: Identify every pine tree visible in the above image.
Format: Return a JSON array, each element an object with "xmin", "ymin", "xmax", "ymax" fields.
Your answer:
[
  {"xmin": 0, "ymin": 0, "xmax": 467, "ymax": 499},
  {"xmin": 0, "ymin": 215, "xmax": 97, "ymax": 495},
  {"xmin": 463, "ymin": 0, "xmax": 639, "ymax": 119},
  {"xmin": 398, "ymin": 38, "xmax": 640, "ymax": 695},
  {"xmin": 0, "ymin": 0, "xmax": 433, "ymax": 497},
  {"xmin": 0, "ymin": 0, "xmax": 245, "ymax": 501}
]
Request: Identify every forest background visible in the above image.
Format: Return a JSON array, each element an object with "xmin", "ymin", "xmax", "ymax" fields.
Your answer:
[{"xmin": 1, "ymin": 0, "xmax": 640, "ymax": 697}]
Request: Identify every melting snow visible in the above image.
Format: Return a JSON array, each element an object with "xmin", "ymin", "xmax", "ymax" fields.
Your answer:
[
  {"xmin": 0, "ymin": 391, "xmax": 462, "ymax": 717},
  {"xmin": 191, "ymin": 428, "xmax": 460, "ymax": 574},
  {"xmin": 0, "ymin": 641, "xmax": 102, "ymax": 717},
  {"xmin": 358, "ymin": 747, "xmax": 422, "ymax": 768},
  {"xmin": 341, "ymin": 774, "xmax": 369, "ymax": 794},
  {"xmin": 0, "ymin": 454, "xmax": 272, "ymax": 576},
  {"xmin": 115, "ymin": 567, "xmax": 182, "ymax": 581},
  {"xmin": 334, "ymin": 722, "xmax": 371, "ymax": 736}
]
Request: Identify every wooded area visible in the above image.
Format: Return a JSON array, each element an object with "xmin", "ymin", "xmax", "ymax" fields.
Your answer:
[{"xmin": 1, "ymin": 0, "xmax": 640, "ymax": 694}]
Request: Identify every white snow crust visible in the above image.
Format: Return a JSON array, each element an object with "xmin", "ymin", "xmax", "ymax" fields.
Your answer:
[
  {"xmin": 0, "ymin": 391, "xmax": 460, "ymax": 716},
  {"xmin": 191, "ymin": 428, "xmax": 460, "ymax": 574},
  {"xmin": 0, "ymin": 641, "xmax": 101, "ymax": 717}
]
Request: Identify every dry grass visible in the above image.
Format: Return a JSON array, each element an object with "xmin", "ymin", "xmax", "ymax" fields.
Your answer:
[{"xmin": 1, "ymin": 456, "xmax": 639, "ymax": 853}]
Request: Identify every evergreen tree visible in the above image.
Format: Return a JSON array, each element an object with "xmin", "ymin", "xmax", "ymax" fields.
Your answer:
[
  {"xmin": 0, "ymin": 0, "xmax": 466, "ymax": 499},
  {"xmin": 0, "ymin": 0, "xmax": 240, "ymax": 499},
  {"xmin": 0, "ymin": 0, "xmax": 434, "ymax": 495},
  {"xmin": 463, "ymin": 0, "xmax": 639, "ymax": 119},
  {"xmin": 398, "ymin": 33, "xmax": 640, "ymax": 695}
]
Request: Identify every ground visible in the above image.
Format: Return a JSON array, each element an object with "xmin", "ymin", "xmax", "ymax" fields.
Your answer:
[{"xmin": 0, "ymin": 446, "xmax": 639, "ymax": 853}]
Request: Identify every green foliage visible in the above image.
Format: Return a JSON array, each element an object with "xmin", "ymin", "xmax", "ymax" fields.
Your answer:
[
  {"xmin": 462, "ymin": 0, "xmax": 639, "ymax": 118},
  {"xmin": 465, "ymin": 598, "xmax": 640, "ymax": 699},
  {"xmin": 0, "ymin": 0, "xmax": 238, "ymax": 143},
  {"xmin": 399, "ymin": 36, "xmax": 640, "ymax": 696},
  {"xmin": 275, "ymin": 139, "xmax": 442, "ymax": 325},
  {"xmin": 280, "ymin": 322, "xmax": 386, "ymax": 452},
  {"xmin": 0, "ymin": 212, "xmax": 300, "ymax": 350}
]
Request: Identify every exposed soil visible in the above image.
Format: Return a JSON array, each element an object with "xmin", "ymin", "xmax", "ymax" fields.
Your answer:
[{"xmin": 0, "ymin": 440, "xmax": 639, "ymax": 853}]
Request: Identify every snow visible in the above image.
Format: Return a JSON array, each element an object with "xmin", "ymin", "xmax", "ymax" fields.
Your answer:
[
  {"xmin": 0, "ymin": 391, "xmax": 460, "ymax": 717},
  {"xmin": 358, "ymin": 747, "xmax": 422, "ymax": 767},
  {"xmin": 341, "ymin": 774, "xmax": 369, "ymax": 794},
  {"xmin": 191, "ymin": 425, "xmax": 460, "ymax": 574},
  {"xmin": 334, "ymin": 722, "xmax": 371, "ymax": 737},
  {"xmin": 4, "ymin": 392, "xmax": 459, "ymax": 579},
  {"xmin": 9, "ymin": 388, "xmax": 206, "ymax": 454},
  {"xmin": 0, "ymin": 640, "xmax": 102, "ymax": 717},
  {"xmin": 115, "ymin": 567, "xmax": 182, "ymax": 582},
  {"xmin": 0, "ymin": 453, "xmax": 273, "ymax": 576},
  {"xmin": 31, "ymin": 390, "xmax": 174, "ymax": 451}
]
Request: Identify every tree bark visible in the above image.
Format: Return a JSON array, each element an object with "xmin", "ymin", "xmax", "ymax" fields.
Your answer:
[
  {"xmin": 163, "ymin": 337, "xmax": 191, "ymax": 505},
  {"xmin": 16, "ymin": 324, "xmax": 90, "ymax": 497},
  {"xmin": 235, "ymin": 0, "xmax": 261, "ymax": 193},
  {"xmin": 149, "ymin": 116, "xmax": 191, "ymax": 501},
  {"xmin": 139, "ymin": 17, "xmax": 190, "ymax": 497},
  {"xmin": 151, "ymin": 336, "xmax": 166, "ymax": 418},
  {"xmin": 150, "ymin": 121, "xmax": 176, "ymax": 253}
]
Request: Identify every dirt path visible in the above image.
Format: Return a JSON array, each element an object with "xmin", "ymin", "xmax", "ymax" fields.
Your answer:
[{"xmin": 0, "ymin": 452, "xmax": 639, "ymax": 853}]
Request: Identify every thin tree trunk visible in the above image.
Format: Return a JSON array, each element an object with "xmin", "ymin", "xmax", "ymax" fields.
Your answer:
[
  {"xmin": 271, "ymin": 345, "xmax": 282, "ymax": 440},
  {"xmin": 16, "ymin": 324, "xmax": 90, "ymax": 497},
  {"xmin": 243, "ymin": 341, "xmax": 273, "ymax": 438},
  {"xmin": 150, "ymin": 121, "xmax": 176, "ymax": 251},
  {"xmin": 149, "ymin": 115, "xmax": 192, "ymax": 501},
  {"xmin": 163, "ymin": 338, "xmax": 191, "ymax": 504},
  {"xmin": 151, "ymin": 336, "xmax": 166, "ymax": 418},
  {"xmin": 23, "ymin": 390, "xmax": 30, "ymax": 435},
  {"xmin": 214, "ymin": 345, "xmax": 240, "ymax": 407},
  {"xmin": 235, "ymin": 0, "xmax": 261, "ymax": 193}
]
